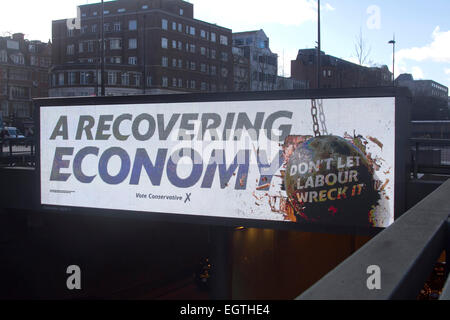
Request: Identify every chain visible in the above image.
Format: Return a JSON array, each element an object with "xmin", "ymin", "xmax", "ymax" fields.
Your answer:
[
  {"xmin": 318, "ymin": 99, "xmax": 328, "ymax": 136},
  {"xmin": 311, "ymin": 99, "xmax": 321, "ymax": 137}
]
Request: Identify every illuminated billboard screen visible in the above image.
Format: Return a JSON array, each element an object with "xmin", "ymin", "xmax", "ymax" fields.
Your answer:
[{"xmin": 38, "ymin": 94, "xmax": 398, "ymax": 231}]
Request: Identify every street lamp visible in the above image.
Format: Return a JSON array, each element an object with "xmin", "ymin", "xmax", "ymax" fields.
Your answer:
[
  {"xmin": 100, "ymin": 0, "xmax": 105, "ymax": 96},
  {"xmin": 317, "ymin": 0, "xmax": 321, "ymax": 89},
  {"xmin": 388, "ymin": 36, "xmax": 396, "ymax": 86}
]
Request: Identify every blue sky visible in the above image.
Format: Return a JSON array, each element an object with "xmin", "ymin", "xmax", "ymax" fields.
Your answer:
[{"xmin": 1, "ymin": 0, "xmax": 449, "ymax": 89}]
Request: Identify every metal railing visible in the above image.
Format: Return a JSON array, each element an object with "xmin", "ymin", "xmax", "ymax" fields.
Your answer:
[
  {"xmin": 411, "ymin": 138, "xmax": 450, "ymax": 178},
  {"xmin": 0, "ymin": 137, "xmax": 36, "ymax": 167},
  {"xmin": 297, "ymin": 179, "xmax": 450, "ymax": 300}
]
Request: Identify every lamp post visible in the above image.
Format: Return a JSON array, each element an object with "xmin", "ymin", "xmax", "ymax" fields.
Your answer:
[
  {"xmin": 317, "ymin": 0, "xmax": 321, "ymax": 89},
  {"xmin": 388, "ymin": 36, "xmax": 396, "ymax": 86},
  {"xmin": 100, "ymin": 0, "xmax": 105, "ymax": 96}
]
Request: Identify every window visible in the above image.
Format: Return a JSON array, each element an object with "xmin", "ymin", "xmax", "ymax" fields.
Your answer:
[
  {"xmin": 178, "ymin": 23, "xmax": 182, "ymax": 32},
  {"xmin": 180, "ymin": 8, "xmax": 184, "ymax": 16},
  {"xmin": 128, "ymin": 56, "xmax": 138, "ymax": 65},
  {"xmin": 67, "ymin": 44, "xmax": 75, "ymax": 55},
  {"xmin": 162, "ymin": 56, "xmax": 168, "ymax": 67},
  {"xmin": 87, "ymin": 41, "xmax": 94, "ymax": 52},
  {"xmin": 110, "ymin": 39, "xmax": 122, "ymax": 49},
  {"xmin": 142, "ymin": 5, "xmax": 149, "ymax": 10},
  {"xmin": 68, "ymin": 72, "xmax": 76, "ymax": 85},
  {"xmin": 68, "ymin": 29, "xmax": 74, "ymax": 37},
  {"xmin": 211, "ymin": 49, "xmax": 216, "ymax": 59},
  {"xmin": 108, "ymin": 72, "xmax": 117, "ymax": 85},
  {"xmin": 0, "ymin": 50, "xmax": 7, "ymax": 63},
  {"xmin": 200, "ymin": 30, "xmax": 206, "ymax": 38},
  {"xmin": 200, "ymin": 47, "xmax": 206, "ymax": 55},
  {"xmin": 41, "ymin": 58, "xmax": 50, "ymax": 67},
  {"xmin": 189, "ymin": 26, "xmax": 195, "ymax": 36},
  {"xmin": 190, "ymin": 44, "xmax": 196, "ymax": 53},
  {"xmin": 30, "ymin": 56, "xmax": 38, "ymax": 66},
  {"xmin": 178, "ymin": 41, "xmax": 182, "ymax": 50},
  {"xmin": 220, "ymin": 35, "xmax": 228, "ymax": 45},
  {"xmin": 121, "ymin": 73, "xmax": 129, "ymax": 85},
  {"xmin": 178, "ymin": 79, "xmax": 183, "ymax": 88},
  {"xmin": 172, "ymin": 22, "xmax": 177, "ymax": 31},
  {"xmin": 172, "ymin": 78, "xmax": 177, "ymax": 87},
  {"xmin": 113, "ymin": 22, "xmax": 121, "ymax": 31},
  {"xmin": 190, "ymin": 62, "xmax": 196, "ymax": 70},
  {"xmin": 134, "ymin": 74, "xmax": 141, "ymax": 86},
  {"xmin": 118, "ymin": 8, "xmax": 126, "ymax": 13},
  {"xmin": 81, "ymin": 25, "xmax": 88, "ymax": 34},
  {"xmin": 104, "ymin": 23, "xmax": 110, "ymax": 32},
  {"xmin": 172, "ymin": 40, "xmax": 177, "ymax": 49},
  {"xmin": 58, "ymin": 73, "xmax": 64, "ymax": 86},
  {"xmin": 162, "ymin": 19, "xmax": 168, "ymax": 30},
  {"xmin": 172, "ymin": 58, "xmax": 177, "ymax": 68},
  {"xmin": 110, "ymin": 56, "xmax": 121, "ymax": 64},
  {"xmin": 162, "ymin": 76, "xmax": 168, "ymax": 87},
  {"xmin": 91, "ymin": 24, "xmax": 97, "ymax": 33},
  {"xmin": 129, "ymin": 20, "xmax": 137, "ymax": 30},
  {"xmin": 178, "ymin": 59, "xmax": 182, "ymax": 68},
  {"xmin": 129, "ymin": 38, "xmax": 137, "ymax": 49},
  {"xmin": 161, "ymin": 37, "xmax": 168, "ymax": 49},
  {"xmin": 80, "ymin": 72, "xmax": 88, "ymax": 85},
  {"xmin": 79, "ymin": 43, "xmax": 84, "ymax": 53},
  {"xmin": 200, "ymin": 63, "xmax": 206, "ymax": 73},
  {"xmin": 190, "ymin": 80, "xmax": 196, "ymax": 89},
  {"xmin": 211, "ymin": 33, "xmax": 216, "ymax": 42},
  {"xmin": 221, "ymin": 52, "xmax": 228, "ymax": 62},
  {"xmin": 210, "ymin": 66, "xmax": 217, "ymax": 75},
  {"xmin": 146, "ymin": 76, "xmax": 152, "ymax": 86},
  {"xmin": 201, "ymin": 82, "xmax": 207, "ymax": 91},
  {"xmin": 221, "ymin": 68, "xmax": 228, "ymax": 78}
]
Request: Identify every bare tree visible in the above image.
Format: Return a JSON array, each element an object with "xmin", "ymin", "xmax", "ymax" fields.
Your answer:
[{"xmin": 354, "ymin": 28, "xmax": 372, "ymax": 66}]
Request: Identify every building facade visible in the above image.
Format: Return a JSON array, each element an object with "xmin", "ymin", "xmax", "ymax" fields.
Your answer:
[
  {"xmin": 50, "ymin": 0, "xmax": 233, "ymax": 97},
  {"xmin": 396, "ymin": 73, "xmax": 449, "ymax": 120},
  {"xmin": 396, "ymin": 73, "xmax": 448, "ymax": 99},
  {"xmin": 291, "ymin": 49, "xmax": 392, "ymax": 89},
  {"xmin": 0, "ymin": 33, "xmax": 51, "ymax": 128},
  {"xmin": 232, "ymin": 30, "xmax": 278, "ymax": 91}
]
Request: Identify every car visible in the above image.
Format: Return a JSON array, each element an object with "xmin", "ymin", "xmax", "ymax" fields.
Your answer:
[{"xmin": 4, "ymin": 127, "xmax": 25, "ymax": 139}]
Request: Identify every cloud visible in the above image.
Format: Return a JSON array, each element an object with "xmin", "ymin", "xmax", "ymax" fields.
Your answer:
[
  {"xmin": 411, "ymin": 66, "xmax": 424, "ymax": 79},
  {"xmin": 325, "ymin": 3, "xmax": 335, "ymax": 11},
  {"xmin": 396, "ymin": 26, "xmax": 450, "ymax": 63},
  {"xmin": 191, "ymin": 0, "xmax": 332, "ymax": 29}
]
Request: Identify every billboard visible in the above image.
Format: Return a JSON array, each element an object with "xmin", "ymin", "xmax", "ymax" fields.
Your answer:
[{"xmin": 39, "ymin": 95, "xmax": 397, "ymax": 231}]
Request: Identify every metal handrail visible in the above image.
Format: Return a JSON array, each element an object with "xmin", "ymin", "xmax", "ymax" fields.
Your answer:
[{"xmin": 297, "ymin": 179, "xmax": 450, "ymax": 300}]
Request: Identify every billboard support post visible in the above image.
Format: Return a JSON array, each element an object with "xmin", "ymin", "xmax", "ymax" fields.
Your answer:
[{"xmin": 210, "ymin": 226, "xmax": 232, "ymax": 300}]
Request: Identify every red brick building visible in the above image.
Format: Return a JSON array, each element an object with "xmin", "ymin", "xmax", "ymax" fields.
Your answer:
[
  {"xmin": 0, "ymin": 33, "xmax": 51, "ymax": 128},
  {"xmin": 50, "ymin": 0, "xmax": 233, "ymax": 97},
  {"xmin": 291, "ymin": 49, "xmax": 392, "ymax": 89}
]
